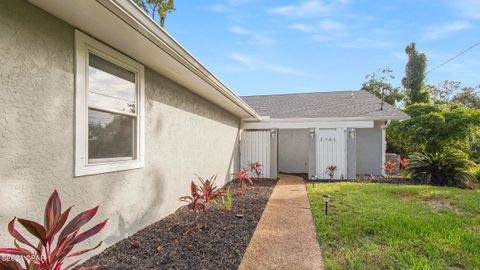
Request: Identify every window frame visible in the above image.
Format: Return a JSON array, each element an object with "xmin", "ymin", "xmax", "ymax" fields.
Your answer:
[{"xmin": 75, "ymin": 30, "xmax": 145, "ymax": 177}]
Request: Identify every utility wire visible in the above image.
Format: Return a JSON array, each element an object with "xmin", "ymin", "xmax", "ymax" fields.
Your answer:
[{"xmin": 426, "ymin": 41, "xmax": 480, "ymax": 75}]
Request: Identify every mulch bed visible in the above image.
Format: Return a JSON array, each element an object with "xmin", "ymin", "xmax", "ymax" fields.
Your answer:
[
  {"xmin": 80, "ymin": 179, "xmax": 276, "ymax": 270},
  {"xmin": 285, "ymin": 172, "xmax": 422, "ymax": 185}
]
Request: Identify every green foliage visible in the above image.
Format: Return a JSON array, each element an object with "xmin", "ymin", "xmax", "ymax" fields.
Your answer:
[
  {"xmin": 428, "ymin": 80, "xmax": 460, "ymax": 104},
  {"xmin": 307, "ymin": 183, "xmax": 480, "ymax": 269},
  {"xmin": 408, "ymin": 150, "xmax": 475, "ymax": 187},
  {"xmin": 387, "ymin": 103, "xmax": 480, "ymax": 162},
  {"xmin": 402, "ymin": 43, "xmax": 430, "ymax": 105},
  {"xmin": 361, "ymin": 67, "xmax": 403, "ymax": 105},
  {"xmin": 133, "ymin": 0, "xmax": 175, "ymax": 27},
  {"xmin": 451, "ymin": 86, "xmax": 480, "ymax": 109},
  {"xmin": 214, "ymin": 187, "xmax": 233, "ymax": 211},
  {"xmin": 468, "ymin": 163, "xmax": 480, "ymax": 181}
]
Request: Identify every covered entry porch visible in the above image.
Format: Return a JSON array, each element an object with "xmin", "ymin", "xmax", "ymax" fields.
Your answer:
[{"xmin": 239, "ymin": 120, "xmax": 387, "ymax": 180}]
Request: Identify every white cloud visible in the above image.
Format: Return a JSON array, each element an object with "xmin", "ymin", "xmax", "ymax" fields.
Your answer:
[
  {"xmin": 288, "ymin": 23, "xmax": 315, "ymax": 32},
  {"xmin": 339, "ymin": 37, "xmax": 394, "ymax": 48},
  {"xmin": 228, "ymin": 0, "xmax": 256, "ymax": 5},
  {"xmin": 288, "ymin": 19, "xmax": 345, "ymax": 34},
  {"xmin": 422, "ymin": 21, "xmax": 472, "ymax": 40},
  {"xmin": 228, "ymin": 52, "xmax": 309, "ymax": 76},
  {"xmin": 228, "ymin": 26, "xmax": 275, "ymax": 46},
  {"xmin": 311, "ymin": 35, "xmax": 332, "ymax": 42},
  {"xmin": 269, "ymin": 65, "xmax": 305, "ymax": 76},
  {"xmin": 317, "ymin": 19, "xmax": 345, "ymax": 30},
  {"xmin": 207, "ymin": 4, "xmax": 232, "ymax": 13},
  {"xmin": 268, "ymin": 0, "xmax": 346, "ymax": 18},
  {"xmin": 229, "ymin": 26, "xmax": 251, "ymax": 35},
  {"xmin": 451, "ymin": 0, "xmax": 480, "ymax": 19},
  {"xmin": 230, "ymin": 53, "xmax": 256, "ymax": 69}
]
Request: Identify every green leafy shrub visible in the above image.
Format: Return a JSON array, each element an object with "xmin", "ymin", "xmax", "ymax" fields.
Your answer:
[
  {"xmin": 387, "ymin": 103, "xmax": 480, "ymax": 161},
  {"xmin": 468, "ymin": 164, "xmax": 480, "ymax": 181},
  {"xmin": 409, "ymin": 150, "xmax": 475, "ymax": 187}
]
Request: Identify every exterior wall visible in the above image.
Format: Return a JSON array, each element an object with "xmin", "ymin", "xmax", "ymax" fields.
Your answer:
[
  {"xmin": 270, "ymin": 129, "xmax": 278, "ymax": 179},
  {"xmin": 356, "ymin": 123, "xmax": 384, "ymax": 175},
  {"xmin": 278, "ymin": 129, "xmax": 309, "ymax": 173},
  {"xmin": 0, "ymin": 0, "xmax": 239, "ymax": 260},
  {"xmin": 346, "ymin": 128, "xmax": 357, "ymax": 179},
  {"xmin": 308, "ymin": 129, "xmax": 316, "ymax": 179}
]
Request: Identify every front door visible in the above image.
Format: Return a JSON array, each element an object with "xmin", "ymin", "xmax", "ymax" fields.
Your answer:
[{"xmin": 316, "ymin": 128, "xmax": 347, "ymax": 179}]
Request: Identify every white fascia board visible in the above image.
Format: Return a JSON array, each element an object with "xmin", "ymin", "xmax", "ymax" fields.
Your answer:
[
  {"xmin": 28, "ymin": 0, "xmax": 261, "ymax": 120},
  {"xmin": 100, "ymin": 0, "xmax": 260, "ymax": 119},
  {"xmin": 241, "ymin": 120, "xmax": 374, "ymax": 129},
  {"xmin": 242, "ymin": 115, "xmax": 409, "ymax": 123}
]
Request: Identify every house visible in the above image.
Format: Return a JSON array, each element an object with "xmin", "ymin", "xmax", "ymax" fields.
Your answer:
[
  {"xmin": 239, "ymin": 91, "xmax": 409, "ymax": 180},
  {"xmin": 0, "ymin": 0, "xmax": 407, "ymax": 260}
]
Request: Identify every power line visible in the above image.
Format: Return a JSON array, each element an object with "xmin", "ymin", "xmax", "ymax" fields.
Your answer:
[{"xmin": 426, "ymin": 41, "xmax": 480, "ymax": 75}]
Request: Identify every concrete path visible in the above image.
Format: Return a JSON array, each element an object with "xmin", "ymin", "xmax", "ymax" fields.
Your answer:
[{"xmin": 238, "ymin": 174, "xmax": 324, "ymax": 270}]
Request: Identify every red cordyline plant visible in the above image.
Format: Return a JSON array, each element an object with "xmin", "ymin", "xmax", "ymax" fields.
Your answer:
[
  {"xmin": 197, "ymin": 176, "xmax": 224, "ymax": 228},
  {"xmin": 400, "ymin": 157, "xmax": 409, "ymax": 169},
  {"xmin": 179, "ymin": 175, "xmax": 224, "ymax": 229},
  {"xmin": 325, "ymin": 165, "xmax": 337, "ymax": 180},
  {"xmin": 233, "ymin": 168, "xmax": 252, "ymax": 194},
  {"xmin": 384, "ymin": 160, "xmax": 396, "ymax": 175},
  {"xmin": 0, "ymin": 190, "xmax": 107, "ymax": 270},
  {"xmin": 247, "ymin": 162, "xmax": 263, "ymax": 178},
  {"xmin": 179, "ymin": 181, "xmax": 203, "ymax": 228}
]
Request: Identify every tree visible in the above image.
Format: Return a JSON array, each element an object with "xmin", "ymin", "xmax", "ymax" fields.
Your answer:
[
  {"xmin": 133, "ymin": 0, "xmax": 175, "ymax": 28},
  {"xmin": 361, "ymin": 67, "xmax": 403, "ymax": 106},
  {"xmin": 451, "ymin": 86, "xmax": 480, "ymax": 109},
  {"xmin": 387, "ymin": 103, "xmax": 480, "ymax": 163},
  {"xmin": 402, "ymin": 43, "xmax": 430, "ymax": 105},
  {"xmin": 429, "ymin": 80, "xmax": 461, "ymax": 104}
]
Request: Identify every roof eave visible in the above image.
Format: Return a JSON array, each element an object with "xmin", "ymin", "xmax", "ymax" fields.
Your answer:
[
  {"xmin": 242, "ymin": 115, "xmax": 410, "ymax": 122},
  {"xmin": 29, "ymin": 0, "xmax": 261, "ymax": 120}
]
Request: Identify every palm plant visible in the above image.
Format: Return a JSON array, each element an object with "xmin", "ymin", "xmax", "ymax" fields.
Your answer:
[{"xmin": 408, "ymin": 149, "xmax": 475, "ymax": 187}]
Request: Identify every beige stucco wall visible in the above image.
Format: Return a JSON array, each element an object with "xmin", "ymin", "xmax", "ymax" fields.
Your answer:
[
  {"xmin": 356, "ymin": 122, "xmax": 385, "ymax": 175},
  {"xmin": 0, "ymin": 0, "xmax": 240, "ymax": 260}
]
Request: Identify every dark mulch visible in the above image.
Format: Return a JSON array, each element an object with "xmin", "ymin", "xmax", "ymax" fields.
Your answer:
[
  {"xmin": 283, "ymin": 172, "xmax": 422, "ymax": 185},
  {"xmin": 80, "ymin": 179, "xmax": 276, "ymax": 270}
]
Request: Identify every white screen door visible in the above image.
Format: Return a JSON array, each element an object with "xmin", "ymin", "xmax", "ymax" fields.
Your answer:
[{"xmin": 240, "ymin": 130, "xmax": 271, "ymax": 178}]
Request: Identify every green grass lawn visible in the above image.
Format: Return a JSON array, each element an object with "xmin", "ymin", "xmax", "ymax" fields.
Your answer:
[{"xmin": 307, "ymin": 182, "xmax": 480, "ymax": 270}]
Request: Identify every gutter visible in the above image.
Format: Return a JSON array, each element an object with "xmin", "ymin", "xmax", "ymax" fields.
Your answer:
[
  {"xmin": 242, "ymin": 115, "xmax": 410, "ymax": 122},
  {"xmin": 97, "ymin": 0, "xmax": 261, "ymax": 120}
]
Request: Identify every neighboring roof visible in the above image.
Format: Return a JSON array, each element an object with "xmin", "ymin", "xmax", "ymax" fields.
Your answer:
[
  {"xmin": 29, "ymin": 0, "xmax": 260, "ymax": 120},
  {"xmin": 241, "ymin": 90, "xmax": 409, "ymax": 120}
]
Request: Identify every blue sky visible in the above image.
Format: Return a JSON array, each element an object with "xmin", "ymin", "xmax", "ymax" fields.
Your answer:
[{"xmin": 164, "ymin": 0, "xmax": 480, "ymax": 96}]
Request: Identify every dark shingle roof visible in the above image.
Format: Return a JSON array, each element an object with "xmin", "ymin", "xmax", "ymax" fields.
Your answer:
[{"xmin": 241, "ymin": 90, "xmax": 409, "ymax": 120}]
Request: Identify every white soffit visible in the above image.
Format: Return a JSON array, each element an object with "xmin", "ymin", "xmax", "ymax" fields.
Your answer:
[
  {"xmin": 241, "ymin": 120, "xmax": 374, "ymax": 129},
  {"xmin": 28, "ymin": 0, "xmax": 260, "ymax": 120}
]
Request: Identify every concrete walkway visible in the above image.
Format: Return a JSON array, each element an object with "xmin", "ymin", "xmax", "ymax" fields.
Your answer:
[{"xmin": 238, "ymin": 174, "xmax": 324, "ymax": 270}]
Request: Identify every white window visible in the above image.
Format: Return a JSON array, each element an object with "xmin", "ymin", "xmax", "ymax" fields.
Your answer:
[{"xmin": 75, "ymin": 30, "xmax": 145, "ymax": 176}]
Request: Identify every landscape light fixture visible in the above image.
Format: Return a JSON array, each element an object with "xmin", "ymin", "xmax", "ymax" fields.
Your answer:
[
  {"xmin": 311, "ymin": 175, "xmax": 317, "ymax": 188},
  {"xmin": 323, "ymin": 194, "xmax": 332, "ymax": 215}
]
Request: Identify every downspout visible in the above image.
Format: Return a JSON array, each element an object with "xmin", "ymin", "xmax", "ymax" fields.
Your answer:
[{"xmin": 381, "ymin": 120, "xmax": 391, "ymax": 176}]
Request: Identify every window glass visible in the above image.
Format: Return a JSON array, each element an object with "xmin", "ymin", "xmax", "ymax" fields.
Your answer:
[
  {"xmin": 88, "ymin": 109, "xmax": 137, "ymax": 160},
  {"xmin": 88, "ymin": 53, "xmax": 137, "ymax": 114}
]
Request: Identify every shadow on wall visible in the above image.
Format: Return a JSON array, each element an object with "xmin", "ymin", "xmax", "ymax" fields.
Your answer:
[{"xmin": 224, "ymin": 129, "xmax": 241, "ymax": 185}]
